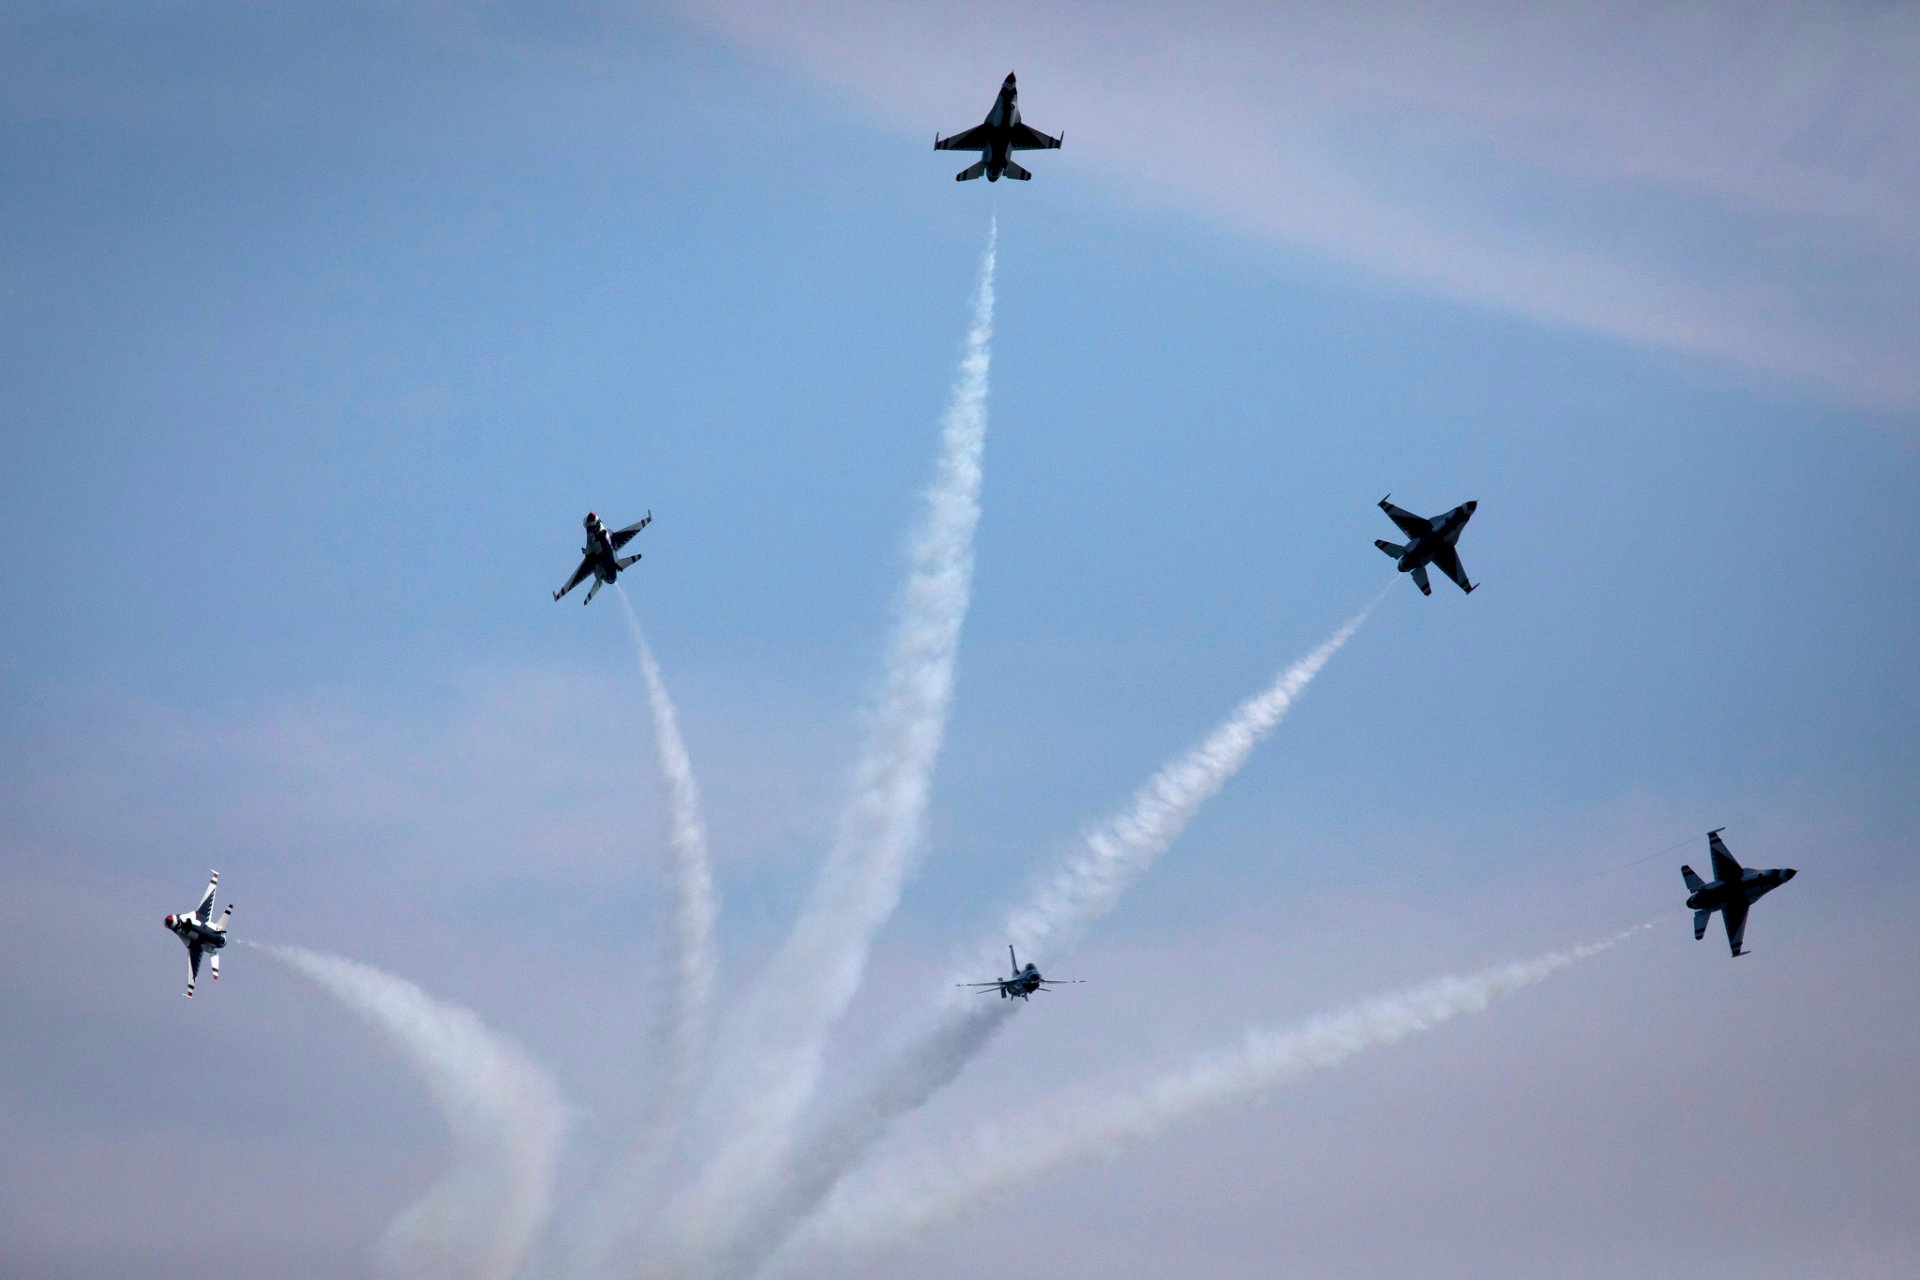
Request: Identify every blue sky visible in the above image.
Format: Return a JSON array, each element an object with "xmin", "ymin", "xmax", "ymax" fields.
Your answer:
[{"xmin": 2, "ymin": 4, "xmax": 1916, "ymax": 1278}]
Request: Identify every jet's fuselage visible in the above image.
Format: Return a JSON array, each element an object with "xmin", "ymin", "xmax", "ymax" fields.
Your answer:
[
  {"xmin": 165, "ymin": 914, "xmax": 227, "ymax": 950},
  {"xmin": 1687, "ymin": 867, "xmax": 1795, "ymax": 912},
  {"xmin": 1396, "ymin": 501, "xmax": 1476, "ymax": 572},
  {"xmin": 582, "ymin": 514, "xmax": 622, "ymax": 583},
  {"xmin": 979, "ymin": 75, "xmax": 1021, "ymax": 180}
]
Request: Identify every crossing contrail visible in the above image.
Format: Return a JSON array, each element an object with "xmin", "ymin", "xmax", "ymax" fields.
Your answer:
[
  {"xmin": 669, "ymin": 218, "xmax": 1000, "ymax": 1270},
  {"xmin": 722, "ymin": 599, "xmax": 1382, "ymax": 1277},
  {"xmin": 257, "ymin": 944, "xmax": 567, "ymax": 1280},
  {"xmin": 798, "ymin": 924, "xmax": 1654, "ymax": 1265}
]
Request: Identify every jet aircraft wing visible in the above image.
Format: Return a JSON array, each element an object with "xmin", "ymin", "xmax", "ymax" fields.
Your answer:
[
  {"xmin": 610, "ymin": 513, "xmax": 653, "ymax": 549},
  {"xmin": 1379, "ymin": 498, "xmax": 1432, "ymax": 537},
  {"xmin": 554, "ymin": 558, "xmax": 593, "ymax": 601},
  {"xmin": 935, "ymin": 125, "xmax": 994, "ymax": 151},
  {"xmin": 193, "ymin": 872, "xmax": 219, "ymax": 923},
  {"xmin": 1708, "ymin": 830, "xmax": 1743, "ymax": 884},
  {"xmin": 1007, "ymin": 122, "xmax": 1062, "ymax": 151},
  {"xmin": 1722, "ymin": 894, "xmax": 1750, "ymax": 956},
  {"xmin": 1433, "ymin": 546, "xmax": 1475, "ymax": 593}
]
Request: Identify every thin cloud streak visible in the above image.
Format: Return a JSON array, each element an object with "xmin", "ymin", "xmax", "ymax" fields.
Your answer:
[{"xmin": 691, "ymin": 0, "xmax": 1920, "ymax": 410}]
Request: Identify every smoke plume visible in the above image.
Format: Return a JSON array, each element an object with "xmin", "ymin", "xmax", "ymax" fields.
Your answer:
[
  {"xmin": 258, "ymin": 944, "xmax": 567, "ymax": 1280},
  {"xmin": 668, "ymin": 219, "xmax": 1000, "ymax": 1269},
  {"xmin": 802, "ymin": 925, "xmax": 1652, "ymax": 1264}
]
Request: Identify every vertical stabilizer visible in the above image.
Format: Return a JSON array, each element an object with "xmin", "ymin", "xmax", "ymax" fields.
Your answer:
[{"xmin": 1681, "ymin": 865, "xmax": 1705, "ymax": 893}]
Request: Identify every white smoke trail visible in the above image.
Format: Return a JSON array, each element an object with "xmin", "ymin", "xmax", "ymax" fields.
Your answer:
[
  {"xmin": 1007, "ymin": 595, "xmax": 1381, "ymax": 962},
  {"xmin": 802, "ymin": 924, "xmax": 1653, "ymax": 1264},
  {"xmin": 669, "ymin": 220, "xmax": 999, "ymax": 1269},
  {"xmin": 724, "ymin": 601, "xmax": 1380, "ymax": 1276},
  {"xmin": 617, "ymin": 588, "xmax": 719, "ymax": 1123},
  {"xmin": 257, "ymin": 944, "xmax": 567, "ymax": 1280},
  {"xmin": 552, "ymin": 593, "xmax": 725, "ymax": 1280}
]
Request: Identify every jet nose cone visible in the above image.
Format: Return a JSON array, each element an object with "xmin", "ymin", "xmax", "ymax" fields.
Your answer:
[
  {"xmin": 1783, "ymin": 868, "xmax": 1797, "ymax": 880},
  {"xmin": 1466, "ymin": 500, "xmax": 1478, "ymax": 512},
  {"xmin": 164, "ymin": 914, "xmax": 174, "ymax": 927}
]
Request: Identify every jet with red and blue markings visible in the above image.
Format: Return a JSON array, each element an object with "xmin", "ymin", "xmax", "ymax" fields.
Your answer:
[
  {"xmin": 1375, "ymin": 495, "xmax": 1479, "ymax": 596},
  {"xmin": 1684, "ymin": 829, "xmax": 1797, "ymax": 958},
  {"xmin": 553, "ymin": 510, "xmax": 651, "ymax": 605},
  {"xmin": 934, "ymin": 73, "xmax": 1062, "ymax": 182},
  {"xmin": 164, "ymin": 871, "xmax": 233, "ymax": 998}
]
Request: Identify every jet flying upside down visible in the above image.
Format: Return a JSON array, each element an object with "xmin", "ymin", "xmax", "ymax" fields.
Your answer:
[
  {"xmin": 554, "ymin": 510, "xmax": 651, "ymax": 605},
  {"xmin": 1684, "ymin": 829, "xmax": 1796, "ymax": 957},
  {"xmin": 1375, "ymin": 495, "xmax": 1479, "ymax": 596},
  {"xmin": 164, "ymin": 870, "xmax": 233, "ymax": 997},
  {"xmin": 934, "ymin": 72, "xmax": 1062, "ymax": 182}
]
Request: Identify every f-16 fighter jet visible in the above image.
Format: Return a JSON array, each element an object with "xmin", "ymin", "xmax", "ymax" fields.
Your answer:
[
  {"xmin": 934, "ymin": 72, "xmax": 1062, "ymax": 182},
  {"xmin": 957, "ymin": 945, "xmax": 1083, "ymax": 1001},
  {"xmin": 164, "ymin": 871, "xmax": 233, "ymax": 998},
  {"xmin": 1374, "ymin": 495, "xmax": 1479, "ymax": 596},
  {"xmin": 1684, "ymin": 829, "xmax": 1796, "ymax": 957},
  {"xmin": 553, "ymin": 510, "xmax": 651, "ymax": 605}
]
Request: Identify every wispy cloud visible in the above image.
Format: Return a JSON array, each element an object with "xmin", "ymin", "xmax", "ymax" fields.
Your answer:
[{"xmin": 689, "ymin": 0, "xmax": 1920, "ymax": 410}]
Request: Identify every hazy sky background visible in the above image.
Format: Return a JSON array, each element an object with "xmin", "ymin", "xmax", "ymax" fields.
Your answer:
[{"xmin": 1, "ymin": 3, "xmax": 1915, "ymax": 1278}]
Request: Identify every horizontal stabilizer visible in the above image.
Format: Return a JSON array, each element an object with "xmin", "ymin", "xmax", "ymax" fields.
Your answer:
[
  {"xmin": 1374, "ymin": 539, "xmax": 1405, "ymax": 559},
  {"xmin": 216, "ymin": 903, "xmax": 234, "ymax": 933},
  {"xmin": 1693, "ymin": 909, "xmax": 1711, "ymax": 940},
  {"xmin": 1001, "ymin": 158, "xmax": 1032, "ymax": 181},
  {"xmin": 956, "ymin": 159, "xmax": 988, "ymax": 182},
  {"xmin": 1681, "ymin": 864, "xmax": 1705, "ymax": 893},
  {"xmin": 616, "ymin": 553, "xmax": 642, "ymax": 570},
  {"xmin": 1410, "ymin": 564, "xmax": 1432, "ymax": 596}
]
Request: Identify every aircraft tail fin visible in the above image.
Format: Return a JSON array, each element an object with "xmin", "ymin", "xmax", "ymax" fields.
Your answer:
[
  {"xmin": 1374, "ymin": 539, "xmax": 1405, "ymax": 560},
  {"xmin": 1682, "ymin": 864, "xmax": 1705, "ymax": 893},
  {"xmin": 956, "ymin": 159, "xmax": 988, "ymax": 182},
  {"xmin": 1001, "ymin": 159, "xmax": 1032, "ymax": 181},
  {"xmin": 1693, "ymin": 909, "xmax": 1712, "ymax": 941},
  {"xmin": 616, "ymin": 553, "xmax": 642, "ymax": 570}
]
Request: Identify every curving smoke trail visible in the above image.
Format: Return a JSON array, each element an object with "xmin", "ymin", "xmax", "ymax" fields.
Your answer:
[
  {"xmin": 257, "ymin": 944, "xmax": 567, "ymax": 1280},
  {"xmin": 617, "ymin": 588, "xmax": 720, "ymax": 1127},
  {"xmin": 800, "ymin": 924, "xmax": 1654, "ymax": 1266},
  {"xmin": 668, "ymin": 219, "xmax": 1000, "ymax": 1270},
  {"xmin": 724, "ymin": 600, "xmax": 1381, "ymax": 1277}
]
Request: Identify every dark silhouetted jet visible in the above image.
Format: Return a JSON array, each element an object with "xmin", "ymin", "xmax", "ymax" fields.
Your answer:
[
  {"xmin": 1375, "ymin": 495, "xmax": 1478, "ymax": 595},
  {"xmin": 1684, "ymin": 830, "xmax": 1796, "ymax": 957},
  {"xmin": 934, "ymin": 72, "xmax": 1062, "ymax": 182},
  {"xmin": 957, "ymin": 945, "xmax": 1083, "ymax": 1001},
  {"xmin": 554, "ymin": 510, "xmax": 651, "ymax": 605}
]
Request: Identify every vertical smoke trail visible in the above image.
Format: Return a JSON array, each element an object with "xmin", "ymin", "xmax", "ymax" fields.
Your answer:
[
  {"xmin": 617, "ymin": 588, "xmax": 719, "ymax": 1125},
  {"xmin": 257, "ymin": 944, "xmax": 567, "ymax": 1280},
  {"xmin": 724, "ymin": 601, "xmax": 1380, "ymax": 1277},
  {"xmin": 551, "ymin": 592, "xmax": 725, "ymax": 1280},
  {"xmin": 800, "ymin": 925, "xmax": 1652, "ymax": 1265},
  {"xmin": 672, "ymin": 220, "xmax": 999, "ymax": 1270}
]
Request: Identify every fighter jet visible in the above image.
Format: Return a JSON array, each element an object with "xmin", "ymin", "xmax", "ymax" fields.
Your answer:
[
  {"xmin": 1374, "ymin": 495, "xmax": 1479, "ymax": 596},
  {"xmin": 164, "ymin": 870, "xmax": 233, "ymax": 998},
  {"xmin": 553, "ymin": 510, "xmax": 651, "ymax": 605},
  {"xmin": 934, "ymin": 72, "xmax": 1062, "ymax": 182},
  {"xmin": 957, "ymin": 945, "xmax": 1083, "ymax": 1001},
  {"xmin": 1684, "ymin": 829, "xmax": 1797, "ymax": 957}
]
